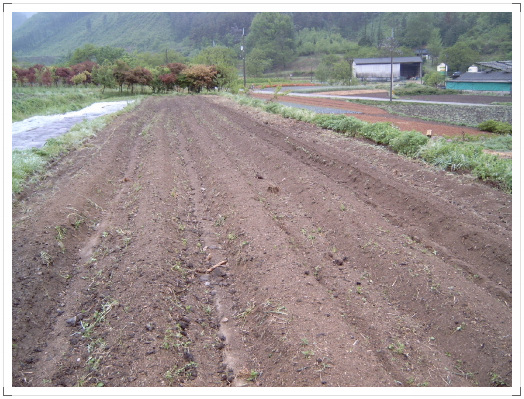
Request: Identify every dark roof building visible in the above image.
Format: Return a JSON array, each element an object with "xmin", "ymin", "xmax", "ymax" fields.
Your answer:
[
  {"xmin": 446, "ymin": 62, "xmax": 512, "ymax": 92},
  {"xmin": 475, "ymin": 60, "xmax": 512, "ymax": 72}
]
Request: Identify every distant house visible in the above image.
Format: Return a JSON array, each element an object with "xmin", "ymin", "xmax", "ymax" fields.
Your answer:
[
  {"xmin": 414, "ymin": 48, "xmax": 430, "ymax": 61},
  {"xmin": 353, "ymin": 57, "xmax": 423, "ymax": 82},
  {"xmin": 446, "ymin": 61, "xmax": 512, "ymax": 92}
]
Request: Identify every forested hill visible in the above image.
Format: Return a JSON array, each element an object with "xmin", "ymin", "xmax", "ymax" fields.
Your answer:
[
  {"xmin": 12, "ymin": 11, "xmax": 511, "ymax": 65},
  {"xmin": 12, "ymin": 12, "xmax": 258, "ymax": 61},
  {"xmin": 13, "ymin": 13, "xmax": 180, "ymax": 60}
]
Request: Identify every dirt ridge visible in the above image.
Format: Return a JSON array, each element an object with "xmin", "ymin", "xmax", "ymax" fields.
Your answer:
[{"xmin": 11, "ymin": 95, "xmax": 512, "ymax": 388}]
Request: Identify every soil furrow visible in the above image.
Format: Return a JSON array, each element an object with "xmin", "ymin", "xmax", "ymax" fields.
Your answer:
[
  {"xmin": 11, "ymin": 95, "xmax": 512, "ymax": 388},
  {"xmin": 203, "ymin": 97, "xmax": 511, "ymax": 292},
  {"xmin": 157, "ymin": 96, "xmax": 511, "ymax": 386}
]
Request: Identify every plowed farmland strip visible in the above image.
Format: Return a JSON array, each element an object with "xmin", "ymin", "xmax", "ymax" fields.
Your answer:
[{"xmin": 11, "ymin": 95, "xmax": 512, "ymax": 388}]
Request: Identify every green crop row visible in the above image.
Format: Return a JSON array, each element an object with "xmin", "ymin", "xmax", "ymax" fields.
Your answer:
[{"xmin": 227, "ymin": 93, "xmax": 512, "ymax": 192}]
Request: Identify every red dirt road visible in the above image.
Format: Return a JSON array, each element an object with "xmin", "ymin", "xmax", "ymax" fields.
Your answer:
[
  {"xmin": 251, "ymin": 92, "xmax": 495, "ymax": 137},
  {"xmin": 11, "ymin": 96, "xmax": 512, "ymax": 388}
]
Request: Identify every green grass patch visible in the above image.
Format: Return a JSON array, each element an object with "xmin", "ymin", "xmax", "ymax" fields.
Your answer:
[
  {"xmin": 359, "ymin": 122, "xmax": 401, "ymax": 145},
  {"xmin": 389, "ymin": 130, "xmax": 429, "ymax": 157},
  {"xmin": 480, "ymin": 135, "xmax": 512, "ymax": 152},
  {"xmin": 312, "ymin": 114, "xmax": 366, "ymax": 136},
  {"xmin": 478, "ymin": 120, "xmax": 512, "ymax": 135},
  {"xmin": 418, "ymin": 137, "xmax": 511, "ymax": 191}
]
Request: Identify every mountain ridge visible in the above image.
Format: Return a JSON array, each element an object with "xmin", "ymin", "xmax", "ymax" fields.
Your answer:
[{"xmin": 12, "ymin": 12, "xmax": 512, "ymax": 66}]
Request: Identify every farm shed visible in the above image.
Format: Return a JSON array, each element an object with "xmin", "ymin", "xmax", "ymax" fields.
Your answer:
[
  {"xmin": 353, "ymin": 57, "xmax": 423, "ymax": 81},
  {"xmin": 446, "ymin": 61, "xmax": 512, "ymax": 92}
]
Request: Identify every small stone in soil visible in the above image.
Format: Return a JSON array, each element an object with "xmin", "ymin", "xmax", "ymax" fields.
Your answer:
[{"xmin": 183, "ymin": 350, "xmax": 194, "ymax": 361}]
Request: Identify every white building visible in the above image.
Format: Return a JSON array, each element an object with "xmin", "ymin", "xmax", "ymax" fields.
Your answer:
[{"xmin": 353, "ymin": 57, "xmax": 423, "ymax": 81}]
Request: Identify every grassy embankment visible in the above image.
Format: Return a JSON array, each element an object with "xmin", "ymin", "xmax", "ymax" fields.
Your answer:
[
  {"xmin": 12, "ymin": 86, "xmax": 145, "ymax": 122},
  {"xmin": 226, "ymin": 93, "xmax": 512, "ymax": 193},
  {"xmin": 11, "ymin": 86, "xmax": 145, "ymax": 194}
]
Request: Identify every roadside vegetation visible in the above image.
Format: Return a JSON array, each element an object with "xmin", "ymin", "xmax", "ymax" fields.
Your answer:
[{"xmin": 227, "ymin": 93, "xmax": 512, "ymax": 192}]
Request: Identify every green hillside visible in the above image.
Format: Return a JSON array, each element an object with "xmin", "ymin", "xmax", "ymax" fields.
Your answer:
[
  {"xmin": 13, "ymin": 13, "xmax": 181, "ymax": 63},
  {"xmin": 12, "ymin": 12, "xmax": 512, "ymax": 68}
]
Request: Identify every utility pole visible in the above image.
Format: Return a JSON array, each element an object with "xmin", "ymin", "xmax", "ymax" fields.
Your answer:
[
  {"xmin": 380, "ymin": 31, "xmax": 398, "ymax": 102},
  {"xmin": 242, "ymin": 28, "xmax": 246, "ymax": 88},
  {"xmin": 390, "ymin": 29, "xmax": 394, "ymax": 102}
]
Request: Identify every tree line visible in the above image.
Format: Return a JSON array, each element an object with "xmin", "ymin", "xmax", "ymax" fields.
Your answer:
[{"xmin": 12, "ymin": 60, "xmax": 237, "ymax": 94}]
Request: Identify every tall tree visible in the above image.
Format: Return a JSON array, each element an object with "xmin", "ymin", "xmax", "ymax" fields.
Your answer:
[
  {"xmin": 69, "ymin": 44, "xmax": 98, "ymax": 64},
  {"xmin": 192, "ymin": 46, "xmax": 237, "ymax": 68},
  {"xmin": 441, "ymin": 41, "xmax": 480, "ymax": 72},
  {"xmin": 401, "ymin": 13, "xmax": 434, "ymax": 48},
  {"xmin": 246, "ymin": 12, "xmax": 296, "ymax": 70},
  {"xmin": 91, "ymin": 61, "xmax": 116, "ymax": 93},
  {"xmin": 246, "ymin": 48, "xmax": 272, "ymax": 77},
  {"xmin": 427, "ymin": 28, "xmax": 443, "ymax": 65}
]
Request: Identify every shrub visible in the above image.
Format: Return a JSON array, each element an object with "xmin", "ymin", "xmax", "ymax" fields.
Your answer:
[
  {"xmin": 478, "ymin": 120, "xmax": 512, "ymax": 135},
  {"xmin": 417, "ymin": 138, "xmax": 481, "ymax": 170},
  {"xmin": 472, "ymin": 153, "xmax": 512, "ymax": 192},
  {"xmin": 359, "ymin": 122, "xmax": 401, "ymax": 145},
  {"xmin": 423, "ymin": 71, "xmax": 446, "ymax": 87},
  {"xmin": 263, "ymin": 102, "xmax": 284, "ymax": 114},
  {"xmin": 394, "ymin": 84, "xmax": 440, "ymax": 96},
  {"xmin": 312, "ymin": 114, "xmax": 365, "ymax": 136},
  {"xmin": 280, "ymin": 106, "xmax": 316, "ymax": 122},
  {"xmin": 389, "ymin": 130, "xmax": 429, "ymax": 157},
  {"xmin": 312, "ymin": 114, "xmax": 345, "ymax": 130},
  {"xmin": 394, "ymin": 83, "xmax": 460, "ymax": 96},
  {"xmin": 333, "ymin": 116, "xmax": 366, "ymax": 136}
]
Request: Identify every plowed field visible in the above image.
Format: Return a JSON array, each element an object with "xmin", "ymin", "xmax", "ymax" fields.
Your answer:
[{"xmin": 11, "ymin": 95, "xmax": 512, "ymax": 389}]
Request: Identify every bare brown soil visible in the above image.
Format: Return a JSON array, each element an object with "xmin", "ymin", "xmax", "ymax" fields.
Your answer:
[
  {"xmin": 251, "ymin": 92, "xmax": 503, "ymax": 137},
  {"xmin": 12, "ymin": 95, "xmax": 512, "ymax": 388}
]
